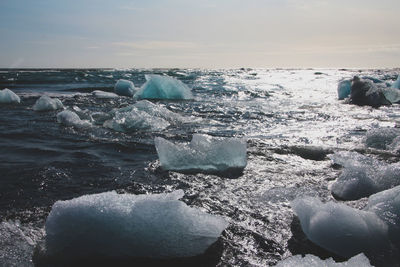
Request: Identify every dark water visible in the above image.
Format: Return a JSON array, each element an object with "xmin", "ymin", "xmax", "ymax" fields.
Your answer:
[{"xmin": 1, "ymin": 68, "xmax": 400, "ymax": 266}]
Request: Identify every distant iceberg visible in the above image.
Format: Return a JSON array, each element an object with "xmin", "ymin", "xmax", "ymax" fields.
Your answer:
[
  {"xmin": 0, "ymin": 88, "xmax": 20, "ymax": 104},
  {"xmin": 155, "ymin": 134, "xmax": 247, "ymax": 174},
  {"xmin": 276, "ymin": 253, "xmax": 372, "ymax": 267},
  {"xmin": 56, "ymin": 110, "xmax": 91, "ymax": 128},
  {"xmin": 329, "ymin": 151, "xmax": 400, "ymax": 200},
  {"xmin": 43, "ymin": 190, "xmax": 228, "ymax": 260},
  {"xmin": 33, "ymin": 95, "xmax": 63, "ymax": 111},
  {"xmin": 292, "ymin": 185, "xmax": 400, "ymax": 263},
  {"xmin": 337, "ymin": 79, "xmax": 351, "ymax": 100},
  {"xmin": 135, "ymin": 75, "xmax": 193, "ymax": 100},
  {"xmin": 114, "ymin": 79, "xmax": 135, "ymax": 97},
  {"xmin": 92, "ymin": 90, "xmax": 119, "ymax": 99}
]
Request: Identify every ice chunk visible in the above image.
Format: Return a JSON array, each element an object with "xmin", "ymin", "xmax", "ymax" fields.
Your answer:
[
  {"xmin": 364, "ymin": 127, "xmax": 400, "ymax": 150},
  {"xmin": 0, "ymin": 88, "xmax": 20, "ymax": 104},
  {"xmin": 350, "ymin": 76, "xmax": 390, "ymax": 108},
  {"xmin": 391, "ymin": 75, "xmax": 400, "ymax": 89},
  {"xmin": 91, "ymin": 111, "xmax": 113, "ymax": 125},
  {"xmin": 133, "ymin": 100, "xmax": 185, "ymax": 123},
  {"xmin": 92, "ymin": 90, "xmax": 119, "ymax": 99},
  {"xmin": 292, "ymin": 197, "xmax": 389, "ymax": 258},
  {"xmin": 276, "ymin": 253, "xmax": 372, "ymax": 267},
  {"xmin": 56, "ymin": 110, "xmax": 91, "ymax": 128},
  {"xmin": 383, "ymin": 87, "xmax": 400, "ymax": 104},
  {"xmin": 114, "ymin": 79, "xmax": 135, "ymax": 97},
  {"xmin": 155, "ymin": 134, "xmax": 247, "ymax": 173},
  {"xmin": 44, "ymin": 190, "xmax": 228, "ymax": 260},
  {"xmin": 135, "ymin": 75, "xmax": 193, "ymax": 100},
  {"xmin": 33, "ymin": 95, "xmax": 63, "ymax": 111},
  {"xmin": 329, "ymin": 151, "xmax": 400, "ymax": 200},
  {"xmin": 337, "ymin": 79, "xmax": 351, "ymax": 100},
  {"xmin": 72, "ymin": 106, "xmax": 93, "ymax": 122}
]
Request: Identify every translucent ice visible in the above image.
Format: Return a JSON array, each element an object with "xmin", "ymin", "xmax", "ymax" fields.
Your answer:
[
  {"xmin": 0, "ymin": 88, "xmax": 20, "ymax": 104},
  {"xmin": 56, "ymin": 110, "xmax": 91, "ymax": 128},
  {"xmin": 44, "ymin": 190, "xmax": 228, "ymax": 260},
  {"xmin": 92, "ymin": 90, "xmax": 119, "ymax": 99},
  {"xmin": 292, "ymin": 197, "xmax": 389, "ymax": 258},
  {"xmin": 114, "ymin": 79, "xmax": 135, "ymax": 97},
  {"xmin": 329, "ymin": 151, "xmax": 400, "ymax": 200},
  {"xmin": 155, "ymin": 134, "xmax": 247, "ymax": 173},
  {"xmin": 33, "ymin": 95, "xmax": 63, "ymax": 111},
  {"xmin": 276, "ymin": 253, "xmax": 372, "ymax": 267},
  {"xmin": 135, "ymin": 75, "xmax": 193, "ymax": 100},
  {"xmin": 383, "ymin": 87, "xmax": 400, "ymax": 104},
  {"xmin": 364, "ymin": 127, "xmax": 400, "ymax": 150},
  {"xmin": 391, "ymin": 75, "xmax": 400, "ymax": 89},
  {"xmin": 337, "ymin": 79, "xmax": 351, "ymax": 100}
]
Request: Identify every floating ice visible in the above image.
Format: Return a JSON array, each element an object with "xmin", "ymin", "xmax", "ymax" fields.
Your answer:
[
  {"xmin": 91, "ymin": 111, "xmax": 112, "ymax": 125},
  {"xmin": 44, "ymin": 190, "xmax": 228, "ymax": 260},
  {"xmin": 135, "ymin": 75, "xmax": 193, "ymax": 100},
  {"xmin": 350, "ymin": 76, "xmax": 390, "ymax": 108},
  {"xmin": 155, "ymin": 134, "xmax": 247, "ymax": 173},
  {"xmin": 276, "ymin": 253, "xmax": 372, "ymax": 267},
  {"xmin": 0, "ymin": 88, "xmax": 20, "ymax": 104},
  {"xmin": 114, "ymin": 79, "xmax": 135, "ymax": 97},
  {"xmin": 33, "ymin": 95, "xmax": 63, "ymax": 111},
  {"xmin": 329, "ymin": 151, "xmax": 400, "ymax": 200},
  {"xmin": 391, "ymin": 75, "xmax": 400, "ymax": 89},
  {"xmin": 92, "ymin": 90, "xmax": 119, "ymax": 99},
  {"xmin": 364, "ymin": 127, "xmax": 400, "ymax": 150},
  {"xmin": 292, "ymin": 197, "xmax": 389, "ymax": 259},
  {"xmin": 72, "ymin": 106, "xmax": 93, "ymax": 122},
  {"xmin": 337, "ymin": 79, "xmax": 351, "ymax": 100},
  {"xmin": 56, "ymin": 110, "xmax": 91, "ymax": 128}
]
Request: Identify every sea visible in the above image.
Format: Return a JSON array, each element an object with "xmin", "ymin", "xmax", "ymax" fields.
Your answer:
[{"xmin": 0, "ymin": 68, "xmax": 399, "ymax": 266}]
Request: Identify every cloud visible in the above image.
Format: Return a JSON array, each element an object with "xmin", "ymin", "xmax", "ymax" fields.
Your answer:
[{"xmin": 112, "ymin": 41, "xmax": 199, "ymax": 50}]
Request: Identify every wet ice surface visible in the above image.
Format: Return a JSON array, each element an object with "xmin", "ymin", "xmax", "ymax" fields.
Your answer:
[{"xmin": 0, "ymin": 68, "xmax": 400, "ymax": 266}]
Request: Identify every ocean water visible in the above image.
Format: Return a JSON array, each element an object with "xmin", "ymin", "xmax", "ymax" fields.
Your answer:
[{"xmin": 1, "ymin": 68, "xmax": 399, "ymax": 266}]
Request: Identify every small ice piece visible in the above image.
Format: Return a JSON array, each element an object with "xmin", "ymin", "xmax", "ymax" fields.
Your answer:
[
  {"xmin": 56, "ymin": 110, "xmax": 91, "ymax": 128},
  {"xmin": 364, "ymin": 127, "xmax": 400, "ymax": 150},
  {"xmin": 0, "ymin": 88, "xmax": 20, "ymax": 104},
  {"xmin": 91, "ymin": 112, "xmax": 113, "ymax": 125},
  {"xmin": 291, "ymin": 197, "xmax": 389, "ymax": 258},
  {"xmin": 155, "ymin": 134, "xmax": 247, "ymax": 173},
  {"xmin": 383, "ymin": 87, "xmax": 400, "ymax": 104},
  {"xmin": 135, "ymin": 75, "xmax": 193, "ymax": 100},
  {"xmin": 114, "ymin": 79, "xmax": 135, "ymax": 97},
  {"xmin": 329, "ymin": 151, "xmax": 400, "ymax": 200},
  {"xmin": 92, "ymin": 90, "xmax": 119, "ymax": 99},
  {"xmin": 72, "ymin": 106, "xmax": 93, "ymax": 122},
  {"xmin": 276, "ymin": 253, "xmax": 372, "ymax": 267},
  {"xmin": 44, "ymin": 190, "xmax": 228, "ymax": 260},
  {"xmin": 391, "ymin": 75, "xmax": 400, "ymax": 89},
  {"xmin": 33, "ymin": 95, "xmax": 63, "ymax": 111},
  {"xmin": 337, "ymin": 79, "xmax": 351, "ymax": 100},
  {"xmin": 133, "ymin": 100, "xmax": 184, "ymax": 123}
]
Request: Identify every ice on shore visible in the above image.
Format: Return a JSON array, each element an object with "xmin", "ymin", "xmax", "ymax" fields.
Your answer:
[
  {"xmin": 0, "ymin": 88, "xmax": 20, "ymax": 104},
  {"xmin": 103, "ymin": 100, "xmax": 183, "ymax": 132},
  {"xmin": 276, "ymin": 253, "xmax": 372, "ymax": 267},
  {"xmin": 56, "ymin": 110, "xmax": 91, "ymax": 128},
  {"xmin": 135, "ymin": 75, "xmax": 193, "ymax": 100},
  {"xmin": 329, "ymin": 151, "xmax": 400, "ymax": 200},
  {"xmin": 155, "ymin": 134, "xmax": 247, "ymax": 173},
  {"xmin": 44, "ymin": 190, "xmax": 228, "ymax": 259},
  {"xmin": 92, "ymin": 90, "xmax": 119, "ymax": 99},
  {"xmin": 114, "ymin": 79, "xmax": 135, "ymax": 97},
  {"xmin": 292, "ymin": 197, "xmax": 389, "ymax": 259},
  {"xmin": 337, "ymin": 79, "xmax": 351, "ymax": 100},
  {"xmin": 33, "ymin": 95, "xmax": 63, "ymax": 111}
]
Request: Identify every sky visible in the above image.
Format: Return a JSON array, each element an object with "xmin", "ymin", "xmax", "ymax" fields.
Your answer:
[{"xmin": 0, "ymin": 0, "xmax": 399, "ymax": 68}]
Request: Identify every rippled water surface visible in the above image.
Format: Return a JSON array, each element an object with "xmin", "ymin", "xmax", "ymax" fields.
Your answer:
[{"xmin": 1, "ymin": 68, "xmax": 400, "ymax": 266}]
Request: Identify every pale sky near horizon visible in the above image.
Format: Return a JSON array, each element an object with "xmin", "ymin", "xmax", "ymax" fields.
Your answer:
[{"xmin": 0, "ymin": 0, "xmax": 399, "ymax": 68}]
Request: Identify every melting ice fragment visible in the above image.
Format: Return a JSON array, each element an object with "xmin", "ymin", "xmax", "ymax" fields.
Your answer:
[
  {"xmin": 56, "ymin": 110, "xmax": 91, "ymax": 128},
  {"xmin": 135, "ymin": 75, "xmax": 193, "ymax": 100},
  {"xmin": 329, "ymin": 151, "xmax": 400, "ymax": 200},
  {"xmin": 337, "ymin": 79, "xmax": 351, "ymax": 100},
  {"xmin": 43, "ymin": 190, "xmax": 228, "ymax": 260},
  {"xmin": 391, "ymin": 74, "xmax": 400, "ymax": 89},
  {"xmin": 291, "ymin": 197, "xmax": 389, "ymax": 259},
  {"xmin": 364, "ymin": 127, "xmax": 400, "ymax": 150},
  {"xmin": 33, "ymin": 95, "xmax": 63, "ymax": 111},
  {"xmin": 276, "ymin": 253, "xmax": 372, "ymax": 267},
  {"xmin": 114, "ymin": 79, "xmax": 135, "ymax": 97},
  {"xmin": 349, "ymin": 76, "xmax": 390, "ymax": 108},
  {"xmin": 155, "ymin": 134, "xmax": 247, "ymax": 173},
  {"xmin": 0, "ymin": 88, "xmax": 20, "ymax": 104},
  {"xmin": 92, "ymin": 90, "xmax": 119, "ymax": 99}
]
